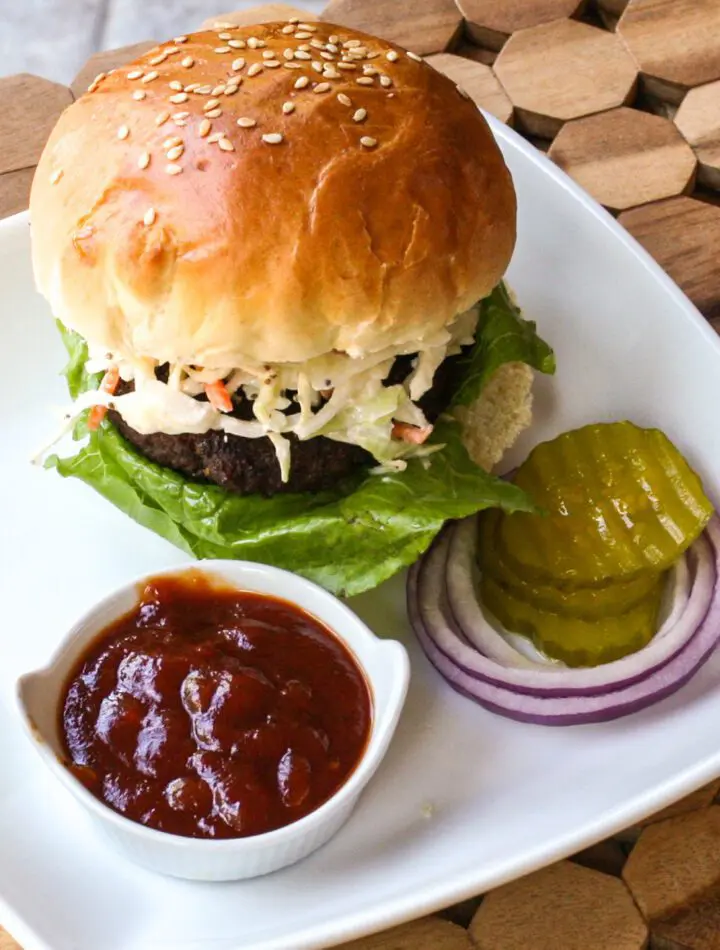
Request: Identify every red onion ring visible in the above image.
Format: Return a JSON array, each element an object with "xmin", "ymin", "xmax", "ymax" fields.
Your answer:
[
  {"xmin": 410, "ymin": 517, "xmax": 719, "ymax": 713},
  {"xmin": 408, "ymin": 522, "xmax": 720, "ymax": 724}
]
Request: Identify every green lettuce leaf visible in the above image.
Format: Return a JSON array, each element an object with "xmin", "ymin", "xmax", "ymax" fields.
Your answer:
[
  {"xmin": 48, "ymin": 285, "xmax": 554, "ymax": 597},
  {"xmin": 453, "ymin": 283, "xmax": 556, "ymax": 407}
]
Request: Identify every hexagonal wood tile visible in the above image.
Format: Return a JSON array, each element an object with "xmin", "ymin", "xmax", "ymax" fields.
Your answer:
[
  {"xmin": 425, "ymin": 53, "xmax": 513, "ymax": 123},
  {"xmin": 454, "ymin": 0, "xmax": 586, "ymax": 52},
  {"xmin": 623, "ymin": 806, "xmax": 720, "ymax": 921},
  {"xmin": 549, "ymin": 106, "xmax": 696, "ymax": 211},
  {"xmin": 493, "ymin": 19, "xmax": 637, "ymax": 138},
  {"xmin": 618, "ymin": 196, "xmax": 720, "ymax": 320},
  {"xmin": 469, "ymin": 861, "xmax": 647, "ymax": 950},
  {"xmin": 320, "ymin": 0, "xmax": 463, "ymax": 55},
  {"xmin": 71, "ymin": 41, "xmax": 157, "ymax": 98},
  {"xmin": 652, "ymin": 892, "xmax": 720, "ymax": 950},
  {"xmin": 0, "ymin": 74, "xmax": 73, "ymax": 176},
  {"xmin": 675, "ymin": 81, "xmax": 720, "ymax": 190},
  {"xmin": 340, "ymin": 915, "xmax": 474, "ymax": 948},
  {"xmin": 618, "ymin": 0, "xmax": 720, "ymax": 104},
  {"xmin": 201, "ymin": 4, "xmax": 317, "ymax": 29}
]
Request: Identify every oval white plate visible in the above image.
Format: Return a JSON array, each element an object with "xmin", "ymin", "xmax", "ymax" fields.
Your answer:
[{"xmin": 2, "ymin": 116, "xmax": 720, "ymax": 950}]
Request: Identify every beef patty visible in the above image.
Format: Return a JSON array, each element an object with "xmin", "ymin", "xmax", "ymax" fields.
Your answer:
[{"xmin": 108, "ymin": 352, "xmax": 464, "ymax": 496}]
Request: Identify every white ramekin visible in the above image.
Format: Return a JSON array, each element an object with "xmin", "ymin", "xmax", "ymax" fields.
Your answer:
[{"xmin": 15, "ymin": 560, "xmax": 409, "ymax": 881}]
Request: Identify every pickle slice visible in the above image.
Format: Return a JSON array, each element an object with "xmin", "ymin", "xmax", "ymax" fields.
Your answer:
[
  {"xmin": 478, "ymin": 510, "xmax": 663, "ymax": 619},
  {"xmin": 480, "ymin": 572, "xmax": 663, "ymax": 667},
  {"xmin": 498, "ymin": 422, "xmax": 712, "ymax": 587}
]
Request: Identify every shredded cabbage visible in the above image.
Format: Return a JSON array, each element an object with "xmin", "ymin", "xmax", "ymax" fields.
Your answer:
[{"xmin": 53, "ymin": 306, "xmax": 481, "ymax": 482}]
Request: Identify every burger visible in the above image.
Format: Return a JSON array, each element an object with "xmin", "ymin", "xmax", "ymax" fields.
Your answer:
[{"xmin": 30, "ymin": 20, "xmax": 553, "ymax": 595}]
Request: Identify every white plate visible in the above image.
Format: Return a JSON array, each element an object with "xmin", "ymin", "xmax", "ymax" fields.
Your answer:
[{"xmin": 3, "ymin": 118, "xmax": 720, "ymax": 950}]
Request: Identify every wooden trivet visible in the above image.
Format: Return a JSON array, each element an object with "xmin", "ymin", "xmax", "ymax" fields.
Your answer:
[{"xmin": 3, "ymin": 1, "xmax": 720, "ymax": 947}]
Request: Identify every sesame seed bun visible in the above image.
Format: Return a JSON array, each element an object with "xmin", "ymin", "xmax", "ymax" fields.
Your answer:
[{"xmin": 30, "ymin": 21, "xmax": 516, "ymax": 369}]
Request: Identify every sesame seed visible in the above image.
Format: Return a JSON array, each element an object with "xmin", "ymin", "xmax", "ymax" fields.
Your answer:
[
  {"xmin": 205, "ymin": 98, "xmax": 221, "ymax": 110},
  {"xmin": 198, "ymin": 118, "xmax": 211, "ymax": 137},
  {"xmin": 337, "ymin": 62, "xmax": 356, "ymax": 71},
  {"xmin": 281, "ymin": 24, "xmax": 295, "ymax": 34},
  {"xmin": 323, "ymin": 69, "xmax": 341, "ymax": 79},
  {"xmin": 206, "ymin": 108, "xmax": 223, "ymax": 118},
  {"xmin": 344, "ymin": 39, "xmax": 362, "ymax": 48},
  {"xmin": 228, "ymin": 39, "xmax": 245, "ymax": 49},
  {"xmin": 298, "ymin": 43, "xmax": 311, "ymax": 51},
  {"xmin": 386, "ymin": 50, "xmax": 399, "ymax": 62},
  {"xmin": 379, "ymin": 75, "xmax": 392, "ymax": 87},
  {"xmin": 117, "ymin": 124, "xmax": 130, "ymax": 140},
  {"xmin": 172, "ymin": 111, "xmax": 190, "ymax": 120},
  {"xmin": 142, "ymin": 71, "xmax": 159, "ymax": 83},
  {"xmin": 247, "ymin": 37, "xmax": 261, "ymax": 49},
  {"xmin": 50, "ymin": 168, "xmax": 63, "ymax": 185},
  {"xmin": 138, "ymin": 151, "xmax": 151, "ymax": 169},
  {"xmin": 149, "ymin": 52, "xmax": 168, "ymax": 66},
  {"xmin": 310, "ymin": 38, "xmax": 325, "ymax": 49},
  {"xmin": 313, "ymin": 82, "xmax": 331, "ymax": 94},
  {"xmin": 174, "ymin": 35, "xmax": 188, "ymax": 43},
  {"xmin": 309, "ymin": 61, "xmax": 322, "ymax": 74},
  {"xmin": 283, "ymin": 48, "xmax": 294, "ymax": 60},
  {"xmin": 262, "ymin": 49, "xmax": 274, "ymax": 59},
  {"xmin": 173, "ymin": 118, "xmax": 188, "ymax": 127},
  {"xmin": 265, "ymin": 60, "xmax": 281, "ymax": 68},
  {"xmin": 224, "ymin": 82, "xmax": 241, "ymax": 94},
  {"xmin": 289, "ymin": 16, "xmax": 300, "ymax": 23},
  {"xmin": 294, "ymin": 75, "xmax": 309, "ymax": 89},
  {"xmin": 232, "ymin": 57, "xmax": 246, "ymax": 71},
  {"xmin": 353, "ymin": 108, "xmax": 367, "ymax": 122},
  {"xmin": 214, "ymin": 46, "xmax": 231, "ymax": 54},
  {"xmin": 155, "ymin": 111, "xmax": 170, "ymax": 126},
  {"xmin": 218, "ymin": 137, "xmax": 234, "ymax": 151},
  {"xmin": 207, "ymin": 132, "xmax": 223, "ymax": 143},
  {"xmin": 166, "ymin": 144, "xmax": 184, "ymax": 160},
  {"xmin": 132, "ymin": 89, "xmax": 146, "ymax": 100},
  {"xmin": 163, "ymin": 136, "xmax": 182, "ymax": 148},
  {"xmin": 320, "ymin": 51, "xmax": 335, "ymax": 61},
  {"xmin": 363, "ymin": 65, "xmax": 379, "ymax": 75},
  {"xmin": 128, "ymin": 69, "xmax": 143, "ymax": 80},
  {"xmin": 294, "ymin": 31, "xmax": 312, "ymax": 39},
  {"xmin": 184, "ymin": 83, "xmax": 199, "ymax": 92},
  {"xmin": 457, "ymin": 85, "xmax": 471, "ymax": 100},
  {"xmin": 337, "ymin": 93, "xmax": 352, "ymax": 106},
  {"xmin": 165, "ymin": 163, "xmax": 183, "ymax": 175},
  {"xmin": 194, "ymin": 84, "xmax": 213, "ymax": 94},
  {"xmin": 326, "ymin": 43, "xmax": 339, "ymax": 53},
  {"xmin": 169, "ymin": 80, "xmax": 184, "ymax": 91},
  {"xmin": 329, "ymin": 34, "xmax": 339, "ymax": 43},
  {"xmin": 282, "ymin": 101, "xmax": 295, "ymax": 114},
  {"xmin": 181, "ymin": 56, "xmax": 194, "ymax": 68},
  {"xmin": 237, "ymin": 116, "xmax": 256, "ymax": 127},
  {"xmin": 294, "ymin": 50, "xmax": 311, "ymax": 60},
  {"xmin": 356, "ymin": 77, "xmax": 374, "ymax": 85},
  {"xmin": 407, "ymin": 51, "xmax": 422, "ymax": 61},
  {"xmin": 143, "ymin": 207, "xmax": 156, "ymax": 226},
  {"xmin": 218, "ymin": 32, "xmax": 232, "ymax": 40},
  {"xmin": 283, "ymin": 62, "xmax": 302, "ymax": 69},
  {"xmin": 169, "ymin": 92, "xmax": 188, "ymax": 103},
  {"xmin": 298, "ymin": 23, "xmax": 316, "ymax": 31},
  {"xmin": 90, "ymin": 71, "xmax": 106, "ymax": 86},
  {"xmin": 247, "ymin": 63, "xmax": 263, "ymax": 76},
  {"xmin": 262, "ymin": 133, "xmax": 283, "ymax": 144},
  {"xmin": 360, "ymin": 136, "xmax": 377, "ymax": 148}
]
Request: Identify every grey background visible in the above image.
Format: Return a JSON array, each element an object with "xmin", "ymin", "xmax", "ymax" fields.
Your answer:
[{"xmin": 1, "ymin": 0, "xmax": 326, "ymax": 85}]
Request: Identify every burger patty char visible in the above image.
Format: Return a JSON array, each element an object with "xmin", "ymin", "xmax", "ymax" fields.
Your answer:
[{"xmin": 108, "ymin": 352, "xmax": 464, "ymax": 496}]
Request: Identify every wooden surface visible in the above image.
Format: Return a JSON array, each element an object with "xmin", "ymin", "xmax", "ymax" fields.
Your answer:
[{"xmin": 3, "ymin": 1, "xmax": 720, "ymax": 948}]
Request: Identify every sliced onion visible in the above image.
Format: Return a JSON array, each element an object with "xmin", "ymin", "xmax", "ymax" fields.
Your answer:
[
  {"xmin": 408, "ymin": 521, "xmax": 720, "ymax": 724},
  {"xmin": 445, "ymin": 517, "xmax": 691, "ymax": 674}
]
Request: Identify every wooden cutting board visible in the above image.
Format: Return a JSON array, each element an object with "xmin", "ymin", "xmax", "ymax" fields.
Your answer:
[{"xmin": 3, "ymin": 1, "xmax": 720, "ymax": 947}]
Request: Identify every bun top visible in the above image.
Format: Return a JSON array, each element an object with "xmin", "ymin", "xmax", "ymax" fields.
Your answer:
[{"xmin": 31, "ymin": 21, "xmax": 516, "ymax": 368}]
